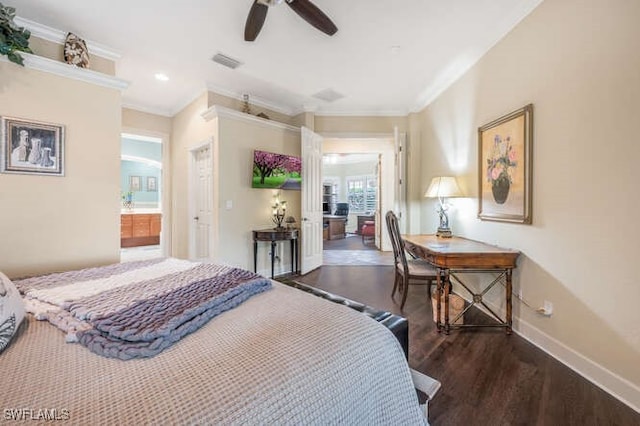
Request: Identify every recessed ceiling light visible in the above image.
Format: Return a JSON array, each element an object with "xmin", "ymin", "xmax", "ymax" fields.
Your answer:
[
  {"xmin": 390, "ymin": 45, "xmax": 401, "ymax": 54},
  {"xmin": 155, "ymin": 73, "xmax": 169, "ymax": 82}
]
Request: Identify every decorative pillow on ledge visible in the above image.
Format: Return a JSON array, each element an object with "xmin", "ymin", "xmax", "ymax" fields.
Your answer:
[{"xmin": 0, "ymin": 272, "xmax": 25, "ymax": 353}]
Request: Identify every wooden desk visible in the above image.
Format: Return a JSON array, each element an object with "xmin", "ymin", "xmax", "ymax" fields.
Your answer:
[
  {"xmin": 402, "ymin": 235, "xmax": 520, "ymax": 334},
  {"xmin": 323, "ymin": 215, "xmax": 346, "ymax": 240},
  {"xmin": 253, "ymin": 228, "xmax": 299, "ymax": 279}
]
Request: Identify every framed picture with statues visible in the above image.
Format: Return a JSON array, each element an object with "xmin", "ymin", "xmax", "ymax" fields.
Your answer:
[{"xmin": 1, "ymin": 116, "xmax": 65, "ymax": 176}]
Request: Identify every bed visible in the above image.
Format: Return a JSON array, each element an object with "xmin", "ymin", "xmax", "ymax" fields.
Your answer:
[{"xmin": 0, "ymin": 258, "xmax": 429, "ymax": 424}]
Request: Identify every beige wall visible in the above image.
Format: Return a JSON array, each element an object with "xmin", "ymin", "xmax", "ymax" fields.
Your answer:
[
  {"xmin": 169, "ymin": 96, "xmax": 301, "ymax": 273},
  {"xmin": 0, "ymin": 62, "xmax": 121, "ymax": 277},
  {"xmin": 216, "ymin": 118, "xmax": 301, "ymax": 274},
  {"xmin": 413, "ymin": 0, "xmax": 640, "ymax": 407},
  {"xmin": 122, "ymin": 108, "xmax": 172, "ymax": 136},
  {"xmin": 315, "ymin": 115, "xmax": 408, "ymax": 134},
  {"xmin": 170, "ymin": 93, "xmax": 213, "ymax": 259}
]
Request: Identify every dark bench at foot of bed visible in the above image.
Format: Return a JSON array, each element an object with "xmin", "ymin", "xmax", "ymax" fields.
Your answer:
[{"xmin": 279, "ymin": 280, "xmax": 409, "ymax": 359}]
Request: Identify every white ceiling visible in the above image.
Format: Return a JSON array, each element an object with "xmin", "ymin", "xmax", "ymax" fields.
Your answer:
[{"xmin": 11, "ymin": 0, "xmax": 542, "ymax": 117}]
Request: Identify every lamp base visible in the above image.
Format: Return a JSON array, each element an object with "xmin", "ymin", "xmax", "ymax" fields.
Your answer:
[{"xmin": 436, "ymin": 227, "xmax": 453, "ymax": 238}]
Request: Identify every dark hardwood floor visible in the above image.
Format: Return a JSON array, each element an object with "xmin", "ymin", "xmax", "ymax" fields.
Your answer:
[
  {"xmin": 294, "ymin": 266, "xmax": 640, "ymax": 426},
  {"xmin": 323, "ymin": 233, "xmax": 377, "ymax": 250}
]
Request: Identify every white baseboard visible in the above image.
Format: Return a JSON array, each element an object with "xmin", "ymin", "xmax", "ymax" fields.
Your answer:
[
  {"xmin": 453, "ymin": 292, "xmax": 640, "ymax": 414},
  {"xmin": 513, "ymin": 317, "xmax": 640, "ymax": 414}
]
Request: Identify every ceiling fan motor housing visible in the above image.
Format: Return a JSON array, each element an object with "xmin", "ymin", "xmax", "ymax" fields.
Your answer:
[{"xmin": 257, "ymin": 0, "xmax": 284, "ymax": 6}]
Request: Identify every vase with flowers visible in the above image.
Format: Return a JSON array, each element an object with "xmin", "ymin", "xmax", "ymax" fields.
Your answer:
[
  {"xmin": 486, "ymin": 134, "xmax": 517, "ymax": 204},
  {"xmin": 121, "ymin": 191, "xmax": 134, "ymax": 211}
]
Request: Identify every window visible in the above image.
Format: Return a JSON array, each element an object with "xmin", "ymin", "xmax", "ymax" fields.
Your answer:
[{"xmin": 347, "ymin": 175, "xmax": 377, "ymax": 213}]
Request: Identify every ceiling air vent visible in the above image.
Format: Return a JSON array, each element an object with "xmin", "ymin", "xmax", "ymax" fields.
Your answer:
[
  {"xmin": 312, "ymin": 88, "xmax": 344, "ymax": 103},
  {"xmin": 211, "ymin": 53, "xmax": 243, "ymax": 69}
]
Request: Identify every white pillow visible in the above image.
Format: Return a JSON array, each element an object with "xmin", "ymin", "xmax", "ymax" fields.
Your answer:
[{"xmin": 0, "ymin": 272, "xmax": 25, "ymax": 353}]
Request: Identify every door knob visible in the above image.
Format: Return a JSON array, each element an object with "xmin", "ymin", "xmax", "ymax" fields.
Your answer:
[{"xmin": 194, "ymin": 216, "xmax": 199, "ymax": 221}]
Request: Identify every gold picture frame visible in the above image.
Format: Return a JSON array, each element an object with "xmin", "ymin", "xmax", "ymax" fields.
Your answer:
[{"xmin": 478, "ymin": 104, "xmax": 533, "ymax": 224}]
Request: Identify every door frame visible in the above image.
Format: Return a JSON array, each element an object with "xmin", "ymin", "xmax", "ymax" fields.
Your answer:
[
  {"xmin": 320, "ymin": 132, "xmax": 401, "ymax": 252},
  {"xmin": 121, "ymin": 130, "xmax": 171, "ymax": 257}
]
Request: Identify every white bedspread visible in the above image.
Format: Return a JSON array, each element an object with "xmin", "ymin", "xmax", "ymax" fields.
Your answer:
[{"xmin": 1, "ymin": 280, "xmax": 426, "ymax": 425}]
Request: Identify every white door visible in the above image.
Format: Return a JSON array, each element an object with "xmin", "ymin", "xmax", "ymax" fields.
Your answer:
[
  {"xmin": 301, "ymin": 127, "xmax": 323, "ymax": 274},
  {"xmin": 189, "ymin": 142, "xmax": 213, "ymax": 262},
  {"xmin": 375, "ymin": 154, "xmax": 382, "ymax": 249},
  {"xmin": 394, "ymin": 127, "xmax": 408, "ymax": 234}
]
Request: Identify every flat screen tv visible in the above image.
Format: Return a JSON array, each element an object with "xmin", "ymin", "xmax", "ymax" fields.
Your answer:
[{"xmin": 252, "ymin": 150, "xmax": 301, "ymax": 190}]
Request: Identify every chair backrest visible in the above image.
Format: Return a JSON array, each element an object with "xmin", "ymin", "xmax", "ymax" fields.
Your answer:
[
  {"xmin": 385, "ymin": 210, "xmax": 408, "ymax": 272},
  {"xmin": 334, "ymin": 202, "xmax": 349, "ymax": 217}
]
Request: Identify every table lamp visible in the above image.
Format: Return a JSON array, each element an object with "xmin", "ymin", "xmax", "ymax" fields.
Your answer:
[{"xmin": 424, "ymin": 176, "xmax": 462, "ymax": 238}]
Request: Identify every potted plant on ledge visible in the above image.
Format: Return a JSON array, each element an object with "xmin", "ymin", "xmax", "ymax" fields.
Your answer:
[{"xmin": 0, "ymin": 2, "xmax": 32, "ymax": 66}]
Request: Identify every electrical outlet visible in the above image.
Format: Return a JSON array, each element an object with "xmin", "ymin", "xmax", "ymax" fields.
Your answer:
[{"xmin": 536, "ymin": 300, "xmax": 553, "ymax": 316}]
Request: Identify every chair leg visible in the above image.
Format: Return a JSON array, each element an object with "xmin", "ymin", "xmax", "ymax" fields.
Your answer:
[
  {"xmin": 400, "ymin": 276, "xmax": 409, "ymax": 310},
  {"xmin": 391, "ymin": 271, "xmax": 400, "ymax": 298}
]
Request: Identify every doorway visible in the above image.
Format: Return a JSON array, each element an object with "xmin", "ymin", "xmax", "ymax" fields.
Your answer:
[
  {"xmin": 321, "ymin": 138, "xmax": 396, "ymax": 267},
  {"xmin": 119, "ymin": 133, "xmax": 166, "ymax": 262}
]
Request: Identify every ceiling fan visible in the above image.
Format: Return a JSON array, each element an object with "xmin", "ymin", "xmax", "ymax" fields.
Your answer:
[{"xmin": 244, "ymin": 0, "xmax": 338, "ymax": 42}]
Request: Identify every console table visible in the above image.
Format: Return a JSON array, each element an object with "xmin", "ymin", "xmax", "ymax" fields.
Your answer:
[
  {"xmin": 402, "ymin": 235, "xmax": 520, "ymax": 334},
  {"xmin": 253, "ymin": 228, "xmax": 299, "ymax": 279}
]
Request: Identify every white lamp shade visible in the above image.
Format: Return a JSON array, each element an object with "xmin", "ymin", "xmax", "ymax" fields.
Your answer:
[{"xmin": 424, "ymin": 176, "xmax": 462, "ymax": 198}]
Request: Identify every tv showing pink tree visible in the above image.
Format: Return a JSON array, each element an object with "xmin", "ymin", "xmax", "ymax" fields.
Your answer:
[{"xmin": 252, "ymin": 150, "xmax": 301, "ymax": 190}]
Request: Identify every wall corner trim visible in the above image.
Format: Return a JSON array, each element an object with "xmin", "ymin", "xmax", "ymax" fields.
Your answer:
[
  {"xmin": 202, "ymin": 105, "xmax": 301, "ymax": 133},
  {"xmin": 1, "ymin": 53, "xmax": 129, "ymax": 91}
]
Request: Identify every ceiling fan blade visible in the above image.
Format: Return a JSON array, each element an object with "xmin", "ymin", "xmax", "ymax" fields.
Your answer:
[
  {"xmin": 286, "ymin": 0, "xmax": 338, "ymax": 36},
  {"xmin": 245, "ymin": 0, "xmax": 269, "ymax": 41}
]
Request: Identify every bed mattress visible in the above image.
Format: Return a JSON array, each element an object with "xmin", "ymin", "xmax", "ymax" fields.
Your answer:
[{"xmin": 1, "ymin": 280, "xmax": 426, "ymax": 425}]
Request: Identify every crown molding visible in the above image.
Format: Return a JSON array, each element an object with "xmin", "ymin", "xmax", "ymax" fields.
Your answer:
[
  {"xmin": 409, "ymin": 0, "xmax": 544, "ymax": 113},
  {"xmin": 122, "ymin": 101, "xmax": 174, "ymax": 118},
  {"xmin": 206, "ymin": 84, "xmax": 297, "ymax": 117},
  {"xmin": 314, "ymin": 109, "xmax": 408, "ymax": 117},
  {"xmin": 169, "ymin": 88, "xmax": 209, "ymax": 117},
  {"xmin": 15, "ymin": 17, "xmax": 121, "ymax": 61},
  {"xmin": 202, "ymin": 105, "xmax": 300, "ymax": 133},
  {"xmin": 1, "ymin": 52, "xmax": 129, "ymax": 91}
]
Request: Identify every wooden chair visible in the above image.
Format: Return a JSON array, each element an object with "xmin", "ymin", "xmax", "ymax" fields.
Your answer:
[{"xmin": 385, "ymin": 210, "xmax": 438, "ymax": 310}]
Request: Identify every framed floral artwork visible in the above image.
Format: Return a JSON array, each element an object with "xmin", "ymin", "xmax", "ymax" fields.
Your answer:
[
  {"xmin": 1, "ymin": 116, "xmax": 65, "ymax": 176},
  {"xmin": 478, "ymin": 104, "xmax": 533, "ymax": 223}
]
